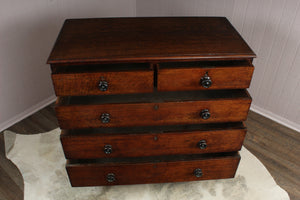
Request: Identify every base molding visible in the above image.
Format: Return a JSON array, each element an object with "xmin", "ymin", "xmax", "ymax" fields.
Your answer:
[
  {"xmin": 0, "ymin": 95, "xmax": 56, "ymax": 132},
  {"xmin": 250, "ymin": 104, "xmax": 300, "ymax": 133}
]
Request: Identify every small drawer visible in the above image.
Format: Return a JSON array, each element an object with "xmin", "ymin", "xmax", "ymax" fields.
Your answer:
[
  {"xmin": 157, "ymin": 60, "xmax": 254, "ymax": 91},
  {"xmin": 51, "ymin": 63, "xmax": 153, "ymax": 96},
  {"xmin": 61, "ymin": 123, "xmax": 246, "ymax": 159},
  {"xmin": 66, "ymin": 152, "xmax": 240, "ymax": 186},
  {"xmin": 55, "ymin": 90, "xmax": 252, "ymax": 129}
]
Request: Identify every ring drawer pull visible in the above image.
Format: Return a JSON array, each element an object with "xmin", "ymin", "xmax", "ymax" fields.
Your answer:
[
  {"xmin": 98, "ymin": 78, "xmax": 108, "ymax": 91},
  {"xmin": 197, "ymin": 140, "xmax": 207, "ymax": 149},
  {"xmin": 106, "ymin": 173, "xmax": 116, "ymax": 182},
  {"xmin": 100, "ymin": 113, "xmax": 110, "ymax": 123},
  {"xmin": 104, "ymin": 145, "xmax": 112, "ymax": 154},
  {"xmin": 200, "ymin": 109, "xmax": 210, "ymax": 120},
  {"xmin": 200, "ymin": 72, "xmax": 212, "ymax": 88},
  {"xmin": 194, "ymin": 168, "xmax": 203, "ymax": 178}
]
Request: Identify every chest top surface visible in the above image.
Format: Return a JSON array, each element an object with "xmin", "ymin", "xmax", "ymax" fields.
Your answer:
[{"xmin": 47, "ymin": 17, "xmax": 255, "ymax": 65}]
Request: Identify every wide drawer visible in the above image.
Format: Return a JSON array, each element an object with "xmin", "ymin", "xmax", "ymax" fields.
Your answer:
[
  {"xmin": 61, "ymin": 123, "xmax": 246, "ymax": 159},
  {"xmin": 66, "ymin": 153, "xmax": 240, "ymax": 186},
  {"xmin": 55, "ymin": 90, "xmax": 252, "ymax": 129},
  {"xmin": 158, "ymin": 60, "xmax": 254, "ymax": 91},
  {"xmin": 51, "ymin": 63, "xmax": 153, "ymax": 96}
]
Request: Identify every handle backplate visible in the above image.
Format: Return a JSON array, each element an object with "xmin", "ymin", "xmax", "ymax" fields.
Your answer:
[
  {"xmin": 194, "ymin": 168, "xmax": 203, "ymax": 178},
  {"xmin": 100, "ymin": 113, "xmax": 110, "ymax": 123},
  {"xmin": 99, "ymin": 79, "xmax": 108, "ymax": 91},
  {"xmin": 106, "ymin": 173, "xmax": 116, "ymax": 182},
  {"xmin": 200, "ymin": 72, "xmax": 212, "ymax": 88},
  {"xmin": 104, "ymin": 144, "xmax": 112, "ymax": 154},
  {"xmin": 200, "ymin": 109, "xmax": 210, "ymax": 120},
  {"xmin": 197, "ymin": 140, "xmax": 207, "ymax": 149}
]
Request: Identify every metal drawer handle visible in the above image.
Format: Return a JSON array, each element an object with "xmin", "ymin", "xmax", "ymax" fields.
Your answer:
[
  {"xmin": 194, "ymin": 168, "xmax": 203, "ymax": 178},
  {"xmin": 200, "ymin": 72, "xmax": 212, "ymax": 88},
  {"xmin": 197, "ymin": 140, "xmax": 207, "ymax": 149},
  {"xmin": 104, "ymin": 145, "xmax": 112, "ymax": 154},
  {"xmin": 98, "ymin": 78, "xmax": 108, "ymax": 91},
  {"xmin": 200, "ymin": 109, "xmax": 210, "ymax": 120},
  {"xmin": 106, "ymin": 173, "xmax": 116, "ymax": 182},
  {"xmin": 100, "ymin": 113, "xmax": 110, "ymax": 123}
]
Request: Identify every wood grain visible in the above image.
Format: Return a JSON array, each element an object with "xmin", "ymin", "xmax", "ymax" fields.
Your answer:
[
  {"xmin": 47, "ymin": 17, "xmax": 255, "ymax": 64},
  {"xmin": 55, "ymin": 98, "xmax": 251, "ymax": 129},
  {"xmin": 0, "ymin": 134, "xmax": 23, "ymax": 200},
  {"xmin": 158, "ymin": 66, "xmax": 254, "ymax": 91},
  {"xmin": 2, "ymin": 104, "xmax": 299, "ymax": 199},
  {"xmin": 66, "ymin": 153, "xmax": 240, "ymax": 186},
  {"xmin": 52, "ymin": 70, "xmax": 153, "ymax": 96},
  {"xmin": 136, "ymin": 0, "xmax": 300, "ymax": 131},
  {"xmin": 47, "ymin": 17, "xmax": 256, "ymax": 187},
  {"xmin": 244, "ymin": 111, "xmax": 300, "ymax": 200},
  {"xmin": 61, "ymin": 128, "xmax": 246, "ymax": 159}
]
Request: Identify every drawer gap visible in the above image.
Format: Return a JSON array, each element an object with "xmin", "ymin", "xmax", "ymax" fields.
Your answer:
[
  {"xmin": 159, "ymin": 60, "xmax": 252, "ymax": 69},
  {"xmin": 67, "ymin": 152, "xmax": 240, "ymax": 165},
  {"xmin": 52, "ymin": 63, "xmax": 151, "ymax": 74},
  {"xmin": 58, "ymin": 89, "xmax": 251, "ymax": 105},
  {"xmin": 62, "ymin": 122, "xmax": 245, "ymax": 136}
]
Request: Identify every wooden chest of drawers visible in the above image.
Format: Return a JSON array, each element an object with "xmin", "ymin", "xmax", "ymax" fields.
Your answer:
[{"xmin": 47, "ymin": 17, "xmax": 255, "ymax": 187}]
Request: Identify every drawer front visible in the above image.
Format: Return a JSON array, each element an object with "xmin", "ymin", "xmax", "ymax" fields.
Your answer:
[
  {"xmin": 61, "ymin": 129, "xmax": 246, "ymax": 159},
  {"xmin": 157, "ymin": 66, "xmax": 254, "ymax": 91},
  {"xmin": 66, "ymin": 154, "xmax": 240, "ymax": 186},
  {"xmin": 56, "ymin": 99, "xmax": 251, "ymax": 129},
  {"xmin": 52, "ymin": 70, "xmax": 153, "ymax": 96}
]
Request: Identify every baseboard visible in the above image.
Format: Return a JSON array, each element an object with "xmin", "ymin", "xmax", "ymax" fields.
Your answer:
[
  {"xmin": 0, "ymin": 95, "xmax": 56, "ymax": 132},
  {"xmin": 250, "ymin": 104, "xmax": 300, "ymax": 133}
]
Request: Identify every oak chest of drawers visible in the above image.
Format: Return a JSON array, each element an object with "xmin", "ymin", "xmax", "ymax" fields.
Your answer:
[{"xmin": 47, "ymin": 17, "xmax": 255, "ymax": 187}]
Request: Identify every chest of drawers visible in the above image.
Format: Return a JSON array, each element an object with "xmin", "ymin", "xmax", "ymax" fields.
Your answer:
[{"xmin": 47, "ymin": 17, "xmax": 255, "ymax": 187}]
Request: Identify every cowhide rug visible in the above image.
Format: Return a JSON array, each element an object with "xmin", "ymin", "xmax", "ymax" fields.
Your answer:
[{"xmin": 4, "ymin": 128, "xmax": 289, "ymax": 200}]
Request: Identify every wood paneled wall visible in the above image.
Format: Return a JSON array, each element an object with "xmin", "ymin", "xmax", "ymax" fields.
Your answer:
[
  {"xmin": 137, "ymin": 0, "xmax": 300, "ymax": 131},
  {"xmin": 0, "ymin": 0, "xmax": 136, "ymax": 132},
  {"xmin": 1, "ymin": 0, "xmax": 299, "ymax": 132}
]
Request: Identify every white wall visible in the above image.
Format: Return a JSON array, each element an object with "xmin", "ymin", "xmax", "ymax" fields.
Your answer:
[
  {"xmin": 0, "ymin": 0, "xmax": 136, "ymax": 131},
  {"xmin": 1, "ymin": 0, "xmax": 299, "ymax": 132},
  {"xmin": 137, "ymin": 0, "xmax": 300, "ymax": 131}
]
